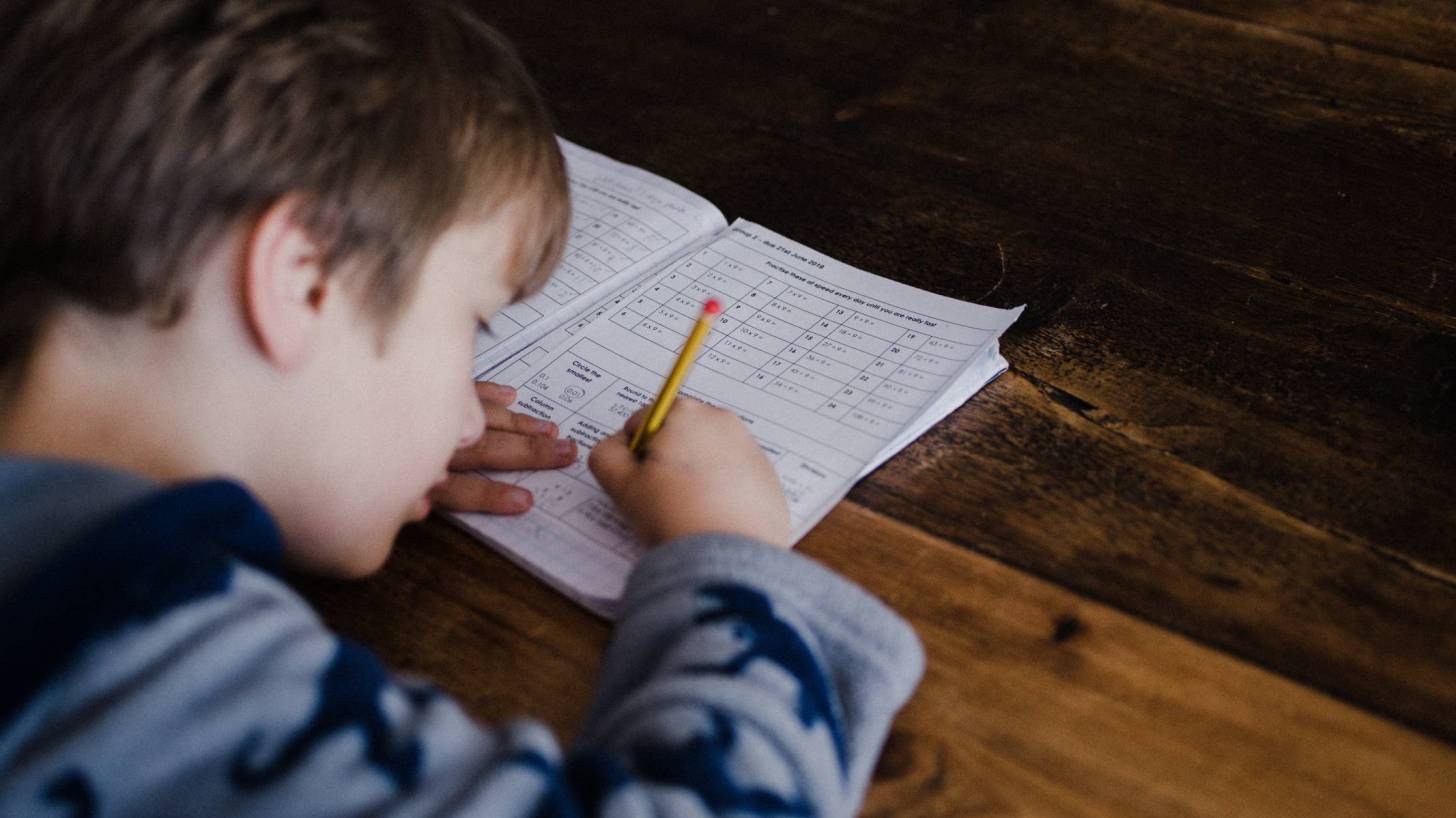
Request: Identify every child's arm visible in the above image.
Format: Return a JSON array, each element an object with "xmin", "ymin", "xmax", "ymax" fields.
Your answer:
[
  {"xmin": 1, "ymin": 406, "xmax": 920, "ymax": 817},
  {"xmin": 570, "ymin": 401, "xmax": 923, "ymax": 815}
]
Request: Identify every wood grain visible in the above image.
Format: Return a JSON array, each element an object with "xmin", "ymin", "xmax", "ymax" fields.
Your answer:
[
  {"xmin": 1160, "ymin": 0, "xmax": 1456, "ymax": 69},
  {"xmin": 809, "ymin": 504, "xmax": 1456, "ymax": 818},
  {"xmin": 299, "ymin": 506, "xmax": 1456, "ymax": 817},
  {"xmin": 853, "ymin": 371, "xmax": 1456, "ymax": 739}
]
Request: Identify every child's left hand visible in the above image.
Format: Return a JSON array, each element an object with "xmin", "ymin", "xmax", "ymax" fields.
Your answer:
[{"xmin": 428, "ymin": 382, "xmax": 577, "ymax": 514}]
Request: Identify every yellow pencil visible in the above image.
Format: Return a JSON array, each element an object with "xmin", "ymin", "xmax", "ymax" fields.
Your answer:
[{"xmin": 630, "ymin": 298, "xmax": 722, "ymax": 454}]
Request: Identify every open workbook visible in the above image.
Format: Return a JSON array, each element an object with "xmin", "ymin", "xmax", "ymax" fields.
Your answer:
[{"xmin": 448, "ymin": 139, "xmax": 1023, "ymax": 617}]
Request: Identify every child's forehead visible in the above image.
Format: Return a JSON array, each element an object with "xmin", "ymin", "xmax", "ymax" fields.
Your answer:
[
  {"xmin": 444, "ymin": 154, "xmax": 570, "ymax": 308},
  {"xmin": 461, "ymin": 184, "xmax": 566, "ymax": 301},
  {"xmin": 438, "ymin": 197, "xmax": 539, "ymax": 299}
]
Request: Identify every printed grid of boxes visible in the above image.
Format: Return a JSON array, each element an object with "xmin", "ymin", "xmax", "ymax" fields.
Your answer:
[
  {"xmin": 609, "ymin": 246, "xmax": 983, "ymax": 441},
  {"xmin": 481, "ymin": 185, "xmax": 688, "ymax": 346}
]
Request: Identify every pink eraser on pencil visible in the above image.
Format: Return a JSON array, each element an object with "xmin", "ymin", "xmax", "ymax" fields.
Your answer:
[{"xmin": 704, "ymin": 298, "xmax": 722, "ymax": 315}]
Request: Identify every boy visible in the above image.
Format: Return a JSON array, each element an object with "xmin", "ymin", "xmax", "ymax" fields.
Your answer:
[{"xmin": 0, "ymin": 1, "xmax": 924, "ymax": 816}]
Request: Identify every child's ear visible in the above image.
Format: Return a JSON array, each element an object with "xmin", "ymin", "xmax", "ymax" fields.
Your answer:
[{"xmin": 241, "ymin": 197, "xmax": 331, "ymax": 370}]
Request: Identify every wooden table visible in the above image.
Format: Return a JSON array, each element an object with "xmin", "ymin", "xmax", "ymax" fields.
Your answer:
[{"xmin": 300, "ymin": 2, "xmax": 1456, "ymax": 814}]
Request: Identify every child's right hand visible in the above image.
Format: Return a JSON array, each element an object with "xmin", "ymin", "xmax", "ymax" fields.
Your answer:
[{"xmin": 589, "ymin": 400, "xmax": 791, "ymax": 549}]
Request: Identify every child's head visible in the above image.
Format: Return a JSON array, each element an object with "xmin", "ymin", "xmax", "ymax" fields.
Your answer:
[{"xmin": 0, "ymin": 0, "xmax": 569, "ymax": 575}]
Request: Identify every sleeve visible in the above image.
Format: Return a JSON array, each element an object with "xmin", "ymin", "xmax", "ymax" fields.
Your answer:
[
  {"xmin": 1, "ymin": 536, "xmax": 923, "ymax": 818},
  {"xmin": 573, "ymin": 533, "xmax": 926, "ymax": 817}
]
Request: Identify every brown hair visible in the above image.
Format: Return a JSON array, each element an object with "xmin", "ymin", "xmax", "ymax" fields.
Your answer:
[{"xmin": 0, "ymin": 0, "xmax": 569, "ymax": 392}]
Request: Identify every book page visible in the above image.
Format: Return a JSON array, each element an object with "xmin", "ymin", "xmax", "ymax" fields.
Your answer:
[
  {"xmin": 470, "ymin": 139, "xmax": 727, "ymax": 375},
  {"xmin": 451, "ymin": 220, "xmax": 1022, "ymax": 616}
]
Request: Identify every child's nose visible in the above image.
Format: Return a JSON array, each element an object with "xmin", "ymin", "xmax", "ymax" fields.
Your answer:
[{"xmin": 458, "ymin": 385, "xmax": 486, "ymax": 448}]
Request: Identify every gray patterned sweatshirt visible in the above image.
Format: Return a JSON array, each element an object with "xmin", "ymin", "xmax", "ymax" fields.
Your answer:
[{"xmin": 0, "ymin": 457, "xmax": 923, "ymax": 817}]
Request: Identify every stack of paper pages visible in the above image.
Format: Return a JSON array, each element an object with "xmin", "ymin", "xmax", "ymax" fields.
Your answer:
[{"xmin": 449, "ymin": 140, "xmax": 1023, "ymax": 617}]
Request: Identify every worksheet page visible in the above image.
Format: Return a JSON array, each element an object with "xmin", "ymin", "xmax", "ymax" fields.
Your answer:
[
  {"xmin": 453, "ymin": 220, "xmax": 1022, "ymax": 616},
  {"xmin": 471, "ymin": 139, "xmax": 727, "ymax": 375}
]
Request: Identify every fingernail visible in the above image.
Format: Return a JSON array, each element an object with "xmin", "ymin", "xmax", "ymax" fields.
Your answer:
[
  {"xmin": 529, "ymin": 418, "xmax": 555, "ymax": 435},
  {"xmin": 509, "ymin": 488, "xmax": 532, "ymax": 511},
  {"xmin": 555, "ymin": 439, "xmax": 577, "ymax": 457}
]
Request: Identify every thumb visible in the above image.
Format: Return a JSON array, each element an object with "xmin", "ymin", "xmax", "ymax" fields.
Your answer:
[
  {"xmin": 594, "ymin": 404, "xmax": 658, "ymax": 486},
  {"xmin": 587, "ymin": 427, "xmax": 636, "ymax": 491},
  {"xmin": 592, "ymin": 407, "xmax": 652, "ymax": 490},
  {"xmin": 622, "ymin": 406, "xmax": 650, "ymax": 438}
]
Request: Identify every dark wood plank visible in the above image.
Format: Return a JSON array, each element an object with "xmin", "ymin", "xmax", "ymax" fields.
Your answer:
[
  {"xmin": 491, "ymin": 0, "xmax": 1456, "ymax": 318},
  {"xmin": 298, "ymin": 509, "xmax": 1456, "ymax": 817},
  {"xmin": 855, "ymin": 371, "xmax": 1456, "ymax": 740},
  {"xmin": 465, "ymin": 0, "xmax": 1456, "ymax": 735},
  {"xmin": 1160, "ymin": 0, "xmax": 1456, "ymax": 69}
]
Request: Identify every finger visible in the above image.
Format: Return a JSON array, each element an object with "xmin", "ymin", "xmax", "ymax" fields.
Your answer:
[
  {"xmin": 428, "ymin": 472, "xmax": 533, "ymax": 514},
  {"xmin": 621, "ymin": 406, "xmax": 651, "ymax": 437},
  {"xmin": 483, "ymin": 403, "xmax": 557, "ymax": 436},
  {"xmin": 449, "ymin": 431, "xmax": 577, "ymax": 471},
  {"xmin": 587, "ymin": 427, "xmax": 636, "ymax": 490},
  {"xmin": 474, "ymin": 381, "xmax": 518, "ymax": 407}
]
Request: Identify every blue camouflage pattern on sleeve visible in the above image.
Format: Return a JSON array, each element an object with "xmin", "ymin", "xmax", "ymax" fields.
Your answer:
[
  {"xmin": 629, "ymin": 709, "xmax": 812, "ymax": 816},
  {"xmin": 686, "ymin": 584, "xmax": 847, "ymax": 772},
  {"xmin": 0, "ymin": 480, "xmax": 281, "ymax": 729},
  {"xmin": 230, "ymin": 640, "xmax": 425, "ymax": 792},
  {"xmin": 41, "ymin": 769, "xmax": 96, "ymax": 818}
]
